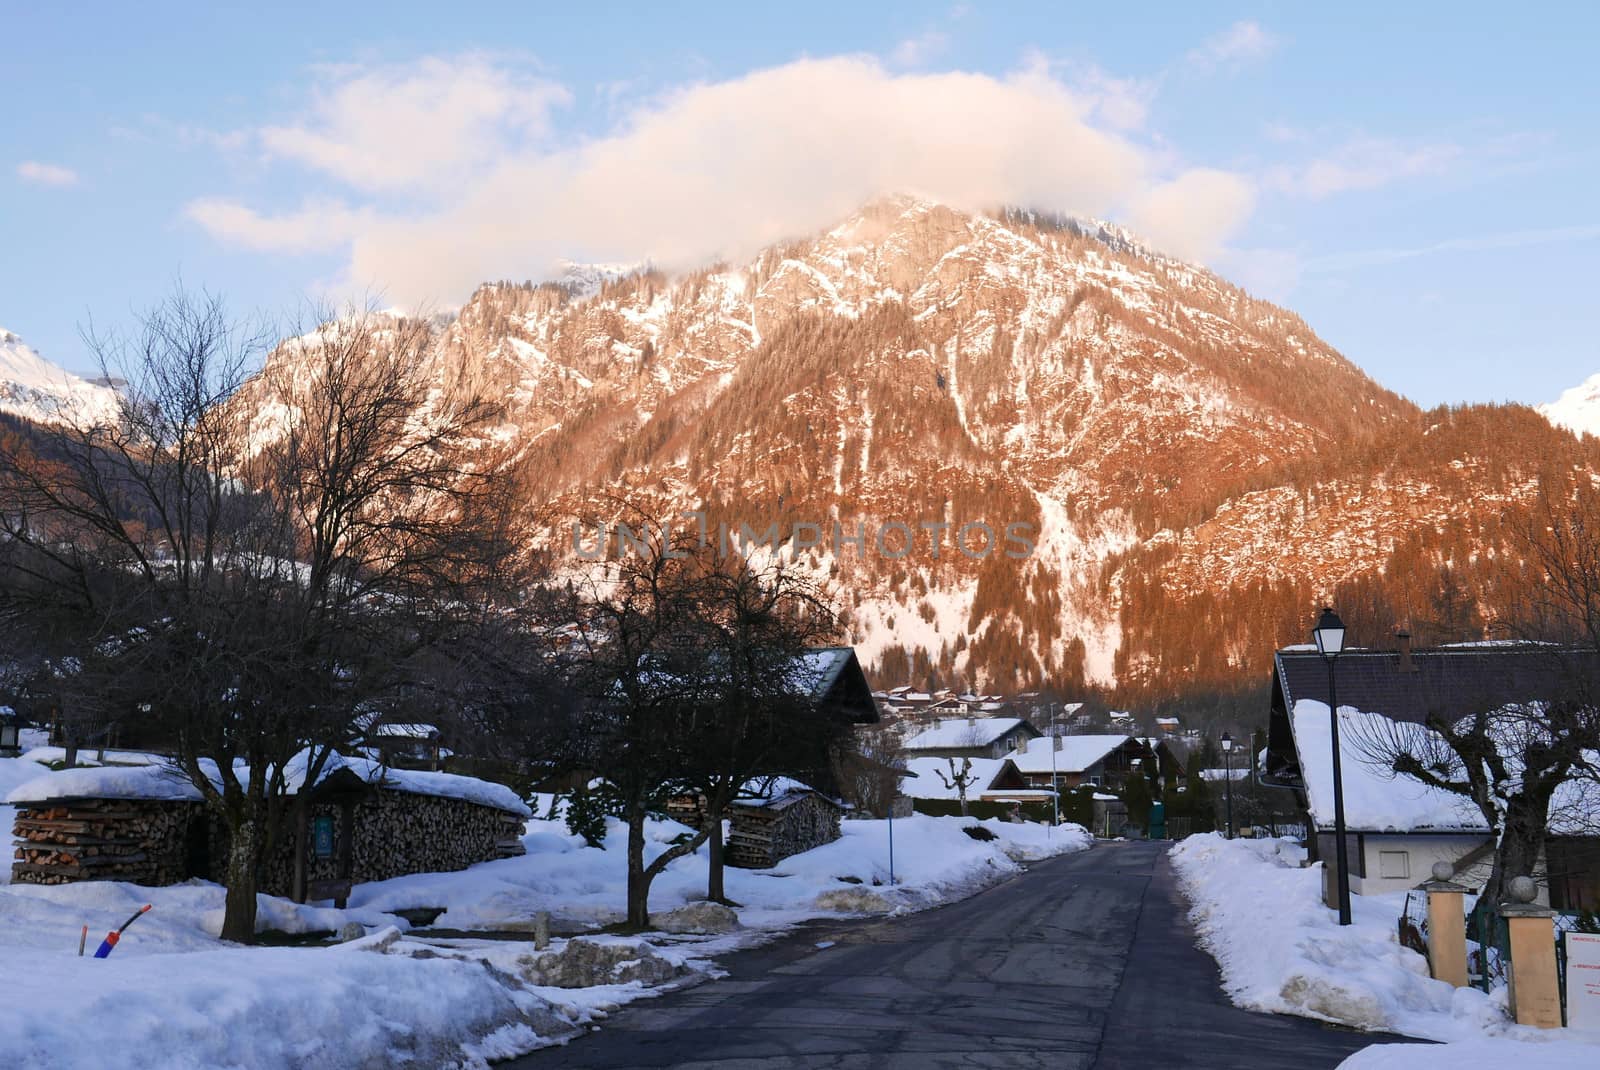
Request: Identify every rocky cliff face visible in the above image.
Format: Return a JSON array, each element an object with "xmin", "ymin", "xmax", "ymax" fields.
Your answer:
[{"xmin": 228, "ymin": 196, "xmax": 1600, "ymax": 703}]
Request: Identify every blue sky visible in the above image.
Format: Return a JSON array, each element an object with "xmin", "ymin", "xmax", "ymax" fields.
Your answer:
[{"xmin": 4, "ymin": 2, "xmax": 1596, "ymax": 407}]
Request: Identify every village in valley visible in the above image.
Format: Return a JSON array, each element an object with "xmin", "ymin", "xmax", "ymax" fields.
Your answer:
[
  {"xmin": 6, "ymin": 8, "xmax": 1600, "ymax": 1070},
  {"xmin": 5, "ymin": 614, "xmax": 1599, "ymax": 1066}
]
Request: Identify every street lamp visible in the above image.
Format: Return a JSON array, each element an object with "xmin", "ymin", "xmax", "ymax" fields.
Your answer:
[
  {"xmin": 1313, "ymin": 606, "xmax": 1353, "ymax": 926},
  {"xmin": 1220, "ymin": 732, "xmax": 1235, "ymax": 840},
  {"xmin": 1048, "ymin": 701, "xmax": 1059, "ymax": 836}
]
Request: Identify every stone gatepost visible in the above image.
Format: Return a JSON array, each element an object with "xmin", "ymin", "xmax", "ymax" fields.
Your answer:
[
  {"xmin": 1422, "ymin": 862, "xmax": 1469, "ymax": 988},
  {"xmin": 1501, "ymin": 876, "xmax": 1562, "ymax": 1029}
]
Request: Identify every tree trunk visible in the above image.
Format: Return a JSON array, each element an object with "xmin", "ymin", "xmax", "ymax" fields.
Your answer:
[
  {"xmin": 706, "ymin": 807, "xmax": 726, "ymax": 904},
  {"xmin": 219, "ymin": 815, "xmax": 260, "ymax": 943},
  {"xmin": 1487, "ymin": 791, "xmax": 1552, "ymax": 908},
  {"xmin": 290, "ymin": 793, "xmax": 309, "ymax": 904},
  {"xmin": 625, "ymin": 806, "xmax": 650, "ymax": 930}
]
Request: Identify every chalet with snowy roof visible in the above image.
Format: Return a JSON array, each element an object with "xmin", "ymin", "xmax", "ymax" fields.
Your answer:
[
  {"xmin": 791, "ymin": 647, "xmax": 881, "ymax": 724},
  {"xmin": 7, "ymin": 753, "xmax": 530, "ymax": 902},
  {"xmin": 1263, "ymin": 638, "xmax": 1600, "ymax": 908},
  {"xmin": 1005, "ymin": 735, "xmax": 1153, "ymax": 793},
  {"xmin": 902, "ymin": 716, "xmax": 1040, "ymax": 760},
  {"xmin": 899, "ymin": 756, "xmax": 1055, "ymax": 806},
  {"xmin": 1135, "ymin": 736, "xmax": 1188, "ymax": 786},
  {"xmin": 361, "ymin": 721, "xmax": 449, "ymax": 771}
]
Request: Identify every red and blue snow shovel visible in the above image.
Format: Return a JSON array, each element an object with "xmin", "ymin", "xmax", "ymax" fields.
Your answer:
[{"xmin": 93, "ymin": 904, "xmax": 152, "ymax": 958}]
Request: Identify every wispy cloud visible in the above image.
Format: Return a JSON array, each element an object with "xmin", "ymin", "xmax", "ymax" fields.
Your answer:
[
  {"xmin": 890, "ymin": 30, "xmax": 950, "ymax": 68},
  {"xmin": 1266, "ymin": 136, "xmax": 1462, "ymax": 198},
  {"xmin": 16, "ymin": 161, "xmax": 80, "ymax": 187},
  {"xmin": 1305, "ymin": 224, "xmax": 1600, "ymax": 273},
  {"xmin": 185, "ymin": 53, "xmax": 1257, "ymax": 302},
  {"xmin": 1188, "ymin": 21, "xmax": 1280, "ymax": 72}
]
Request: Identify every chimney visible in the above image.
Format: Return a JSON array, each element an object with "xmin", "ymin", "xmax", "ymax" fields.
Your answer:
[{"xmin": 1396, "ymin": 630, "xmax": 1417, "ymax": 673}]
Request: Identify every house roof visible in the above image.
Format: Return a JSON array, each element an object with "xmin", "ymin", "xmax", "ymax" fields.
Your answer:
[
  {"xmin": 903, "ymin": 717, "xmax": 1032, "ymax": 751},
  {"xmin": 732, "ymin": 775, "xmax": 845, "ymax": 811},
  {"xmin": 1008, "ymin": 735, "xmax": 1138, "ymax": 775},
  {"xmin": 900, "ymin": 756, "xmax": 1018, "ymax": 799},
  {"xmin": 794, "ymin": 647, "xmax": 880, "ymax": 724},
  {"xmin": 6, "ymin": 750, "xmax": 531, "ymax": 816},
  {"xmin": 1289, "ymin": 698, "xmax": 1600, "ymax": 834},
  {"xmin": 370, "ymin": 723, "xmax": 440, "ymax": 739},
  {"xmin": 1265, "ymin": 642, "xmax": 1600, "ymax": 787},
  {"xmin": 1274, "ymin": 644, "xmax": 1600, "ymax": 726}
]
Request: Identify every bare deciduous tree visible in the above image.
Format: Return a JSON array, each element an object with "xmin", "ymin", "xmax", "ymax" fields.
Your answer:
[{"xmin": 0, "ymin": 291, "xmax": 521, "ymax": 941}]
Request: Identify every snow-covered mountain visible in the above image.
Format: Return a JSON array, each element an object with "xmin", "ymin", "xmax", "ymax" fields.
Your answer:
[
  {"xmin": 203, "ymin": 196, "xmax": 1600, "ymax": 700},
  {"xmin": 1539, "ymin": 373, "xmax": 1600, "ymax": 438},
  {"xmin": 0, "ymin": 328, "xmax": 120, "ymax": 428}
]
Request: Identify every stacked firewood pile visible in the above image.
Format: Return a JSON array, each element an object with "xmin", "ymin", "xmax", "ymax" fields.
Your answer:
[
  {"xmin": 11, "ymin": 799, "xmax": 195, "ymax": 886},
  {"xmin": 254, "ymin": 792, "xmax": 528, "ymax": 894},
  {"xmin": 14, "ymin": 786, "xmax": 528, "ymax": 891},
  {"xmin": 726, "ymin": 790, "xmax": 844, "ymax": 869}
]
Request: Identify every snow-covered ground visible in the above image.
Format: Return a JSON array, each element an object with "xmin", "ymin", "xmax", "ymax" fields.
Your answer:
[
  {"xmin": 2, "ymin": 749, "xmax": 1090, "ymax": 1068},
  {"xmin": 1169, "ymin": 834, "xmax": 1598, "ymax": 1066}
]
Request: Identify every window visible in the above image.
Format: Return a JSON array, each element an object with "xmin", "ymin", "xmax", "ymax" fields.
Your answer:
[{"xmin": 1378, "ymin": 851, "xmax": 1410, "ymax": 879}]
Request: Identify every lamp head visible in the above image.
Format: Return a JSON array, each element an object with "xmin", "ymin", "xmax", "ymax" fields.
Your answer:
[
  {"xmin": 1220, "ymin": 732, "xmax": 1233, "ymax": 753},
  {"xmin": 1312, "ymin": 607, "xmax": 1346, "ymax": 659}
]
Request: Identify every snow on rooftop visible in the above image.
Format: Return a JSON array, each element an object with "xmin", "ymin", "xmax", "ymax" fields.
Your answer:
[
  {"xmin": 900, "ymin": 756, "xmax": 1011, "ymax": 799},
  {"xmin": 1008, "ymin": 735, "xmax": 1131, "ymax": 775},
  {"xmin": 1288, "ymin": 700, "xmax": 1600, "ymax": 834},
  {"xmin": 6, "ymin": 751, "xmax": 529, "ymax": 816},
  {"xmin": 903, "ymin": 717, "xmax": 1025, "ymax": 750},
  {"xmin": 369, "ymin": 723, "xmax": 440, "ymax": 739}
]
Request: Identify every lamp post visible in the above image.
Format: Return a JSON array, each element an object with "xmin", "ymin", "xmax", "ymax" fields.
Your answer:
[
  {"xmin": 1313, "ymin": 606, "xmax": 1353, "ymax": 926},
  {"xmin": 1220, "ymin": 732, "xmax": 1236, "ymax": 840},
  {"xmin": 1049, "ymin": 701, "xmax": 1059, "ymax": 835}
]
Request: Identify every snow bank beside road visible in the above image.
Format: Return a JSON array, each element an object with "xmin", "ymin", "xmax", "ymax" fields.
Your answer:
[
  {"xmin": 0, "ymin": 941, "xmax": 574, "ymax": 1070},
  {"xmin": 1170, "ymin": 834, "xmax": 1597, "ymax": 1061},
  {"xmin": 355, "ymin": 813, "xmax": 1092, "ymax": 931},
  {"xmin": 1340, "ymin": 1038, "xmax": 1593, "ymax": 1070}
]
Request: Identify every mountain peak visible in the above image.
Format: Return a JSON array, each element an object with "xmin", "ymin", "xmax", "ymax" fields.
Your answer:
[
  {"xmin": 0, "ymin": 328, "xmax": 121, "ymax": 428},
  {"xmin": 1539, "ymin": 372, "xmax": 1600, "ymax": 438}
]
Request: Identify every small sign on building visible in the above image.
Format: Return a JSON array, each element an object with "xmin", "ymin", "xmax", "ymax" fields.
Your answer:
[
  {"xmin": 1568, "ymin": 931, "xmax": 1600, "ymax": 1032},
  {"xmin": 312, "ymin": 815, "xmax": 335, "ymax": 860}
]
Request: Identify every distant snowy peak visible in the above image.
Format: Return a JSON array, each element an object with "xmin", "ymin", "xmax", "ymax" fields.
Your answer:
[
  {"xmin": 1539, "ymin": 372, "xmax": 1600, "ymax": 438},
  {"xmin": 553, "ymin": 260, "xmax": 645, "ymax": 300},
  {"xmin": 0, "ymin": 327, "xmax": 121, "ymax": 428}
]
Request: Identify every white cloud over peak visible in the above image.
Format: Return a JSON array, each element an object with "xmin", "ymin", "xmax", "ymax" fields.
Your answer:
[
  {"xmin": 259, "ymin": 55, "xmax": 569, "ymax": 194},
  {"xmin": 186, "ymin": 53, "xmax": 1258, "ymax": 305},
  {"xmin": 16, "ymin": 161, "xmax": 80, "ymax": 187}
]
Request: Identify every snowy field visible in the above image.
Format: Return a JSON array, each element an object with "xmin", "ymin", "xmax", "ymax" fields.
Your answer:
[
  {"xmin": 1169, "ymin": 833, "xmax": 1598, "ymax": 1066},
  {"xmin": 1, "ymin": 749, "xmax": 1090, "ymax": 1068}
]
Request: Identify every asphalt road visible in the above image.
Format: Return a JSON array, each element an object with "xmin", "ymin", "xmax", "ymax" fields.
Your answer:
[{"xmin": 510, "ymin": 841, "xmax": 1413, "ymax": 1069}]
